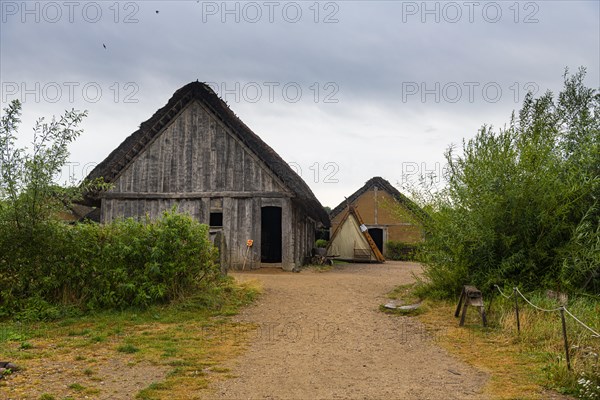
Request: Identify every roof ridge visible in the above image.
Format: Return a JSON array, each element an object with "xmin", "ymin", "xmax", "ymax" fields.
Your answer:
[{"xmin": 329, "ymin": 176, "xmax": 424, "ymax": 221}]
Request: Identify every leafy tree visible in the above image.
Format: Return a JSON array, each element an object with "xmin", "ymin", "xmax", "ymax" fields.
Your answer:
[
  {"xmin": 0, "ymin": 99, "xmax": 92, "ymax": 230},
  {"xmin": 416, "ymin": 68, "xmax": 599, "ymax": 297}
]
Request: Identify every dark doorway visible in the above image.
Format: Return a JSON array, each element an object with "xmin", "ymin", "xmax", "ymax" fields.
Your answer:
[
  {"xmin": 261, "ymin": 206, "xmax": 282, "ymax": 263},
  {"xmin": 368, "ymin": 228, "xmax": 384, "ymax": 254}
]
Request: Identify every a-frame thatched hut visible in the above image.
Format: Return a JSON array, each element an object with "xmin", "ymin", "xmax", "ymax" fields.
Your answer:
[
  {"xmin": 83, "ymin": 81, "xmax": 330, "ymax": 271},
  {"xmin": 326, "ymin": 205, "xmax": 385, "ymax": 263},
  {"xmin": 329, "ymin": 177, "xmax": 425, "ymax": 257}
]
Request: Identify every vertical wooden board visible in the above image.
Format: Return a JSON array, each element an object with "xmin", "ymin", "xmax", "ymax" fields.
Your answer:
[
  {"xmin": 233, "ymin": 142, "xmax": 244, "ymax": 191},
  {"xmin": 293, "ymin": 207, "xmax": 300, "ymax": 264},
  {"xmin": 162, "ymin": 125, "xmax": 173, "ymax": 193},
  {"xmin": 211, "ymin": 127, "xmax": 227, "ymax": 190},
  {"xmin": 123, "ymin": 200, "xmax": 130, "ymax": 219},
  {"xmin": 222, "ymin": 197, "xmax": 234, "ymax": 263},
  {"xmin": 117, "ymin": 171, "xmax": 128, "ymax": 193},
  {"xmin": 136, "ymin": 155, "xmax": 147, "ymax": 193},
  {"xmin": 200, "ymin": 197, "xmax": 209, "ymax": 225},
  {"xmin": 147, "ymin": 140, "xmax": 159, "ymax": 192},
  {"xmin": 115, "ymin": 199, "xmax": 124, "ymax": 221},
  {"xmin": 178, "ymin": 199, "xmax": 187, "ymax": 216},
  {"xmin": 101, "ymin": 198, "xmax": 109, "ymax": 223},
  {"xmin": 281, "ymin": 198, "xmax": 293, "ymax": 270},
  {"xmin": 243, "ymin": 152, "xmax": 255, "ymax": 191},
  {"xmin": 112, "ymin": 199, "xmax": 119, "ymax": 222},
  {"xmin": 252, "ymin": 198, "xmax": 261, "ymax": 267},
  {"xmin": 157, "ymin": 129, "xmax": 166, "ymax": 192},
  {"xmin": 177, "ymin": 111, "xmax": 187, "ymax": 192},
  {"xmin": 202, "ymin": 115, "xmax": 217, "ymax": 190},
  {"xmin": 114, "ymin": 172, "xmax": 124, "ymax": 193},
  {"xmin": 192, "ymin": 105, "xmax": 204, "ymax": 191},
  {"xmin": 239, "ymin": 198, "xmax": 249, "ymax": 243},
  {"xmin": 160, "ymin": 199, "xmax": 169, "ymax": 215},
  {"xmin": 225, "ymin": 133, "xmax": 234, "ymax": 190},
  {"xmin": 135, "ymin": 199, "xmax": 142, "ymax": 220},
  {"xmin": 150, "ymin": 200, "xmax": 159, "ymax": 220},
  {"xmin": 189, "ymin": 103, "xmax": 197, "ymax": 191},
  {"xmin": 143, "ymin": 199, "xmax": 151, "ymax": 220},
  {"xmin": 183, "ymin": 109, "xmax": 194, "ymax": 192},
  {"xmin": 128, "ymin": 160, "xmax": 138, "ymax": 193},
  {"xmin": 261, "ymin": 169, "xmax": 271, "ymax": 191},
  {"xmin": 172, "ymin": 116, "xmax": 182, "ymax": 192},
  {"xmin": 183, "ymin": 200, "xmax": 195, "ymax": 218},
  {"xmin": 194, "ymin": 199, "xmax": 202, "ymax": 223},
  {"xmin": 239, "ymin": 198, "xmax": 251, "ymax": 265}
]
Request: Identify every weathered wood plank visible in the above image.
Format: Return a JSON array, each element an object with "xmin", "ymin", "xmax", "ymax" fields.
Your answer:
[{"xmin": 102, "ymin": 191, "xmax": 290, "ymax": 199}]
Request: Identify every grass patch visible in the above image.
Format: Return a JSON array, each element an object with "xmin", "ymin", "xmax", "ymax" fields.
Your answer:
[
  {"xmin": 67, "ymin": 383, "xmax": 85, "ymax": 391},
  {"xmin": 19, "ymin": 341, "xmax": 34, "ymax": 350},
  {"xmin": 0, "ymin": 276, "xmax": 261, "ymax": 399},
  {"xmin": 401, "ymin": 283, "xmax": 600, "ymax": 399},
  {"xmin": 117, "ymin": 344, "xmax": 140, "ymax": 354},
  {"xmin": 89, "ymin": 335, "xmax": 106, "ymax": 343}
]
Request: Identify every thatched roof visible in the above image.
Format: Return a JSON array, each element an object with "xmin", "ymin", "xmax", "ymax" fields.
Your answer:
[
  {"xmin": 84, "ymin": 81, "xmax": 329, "ymax": 226},
  {"xmin": 329, "ymin": 176, "xmax": 426, "ymax": 222},
  {"xmin": 327, "ymin": 205, "xmax": 385, "ymax": 263}
]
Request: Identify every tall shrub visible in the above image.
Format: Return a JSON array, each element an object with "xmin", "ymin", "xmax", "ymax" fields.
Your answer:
[{"xmin": 418, "ymin": 68, "xmax": 599, "ymax": 297}]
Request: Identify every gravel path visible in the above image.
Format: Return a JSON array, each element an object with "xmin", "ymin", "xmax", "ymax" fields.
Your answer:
[{"xmin": 210, "ymin": 261, "xmax": 488, "ymax": 399}]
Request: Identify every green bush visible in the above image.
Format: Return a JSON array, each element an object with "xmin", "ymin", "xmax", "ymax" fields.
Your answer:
[
  {"xmin": 415, "ymin": 68, "xmax": 599, "ymax": 297},
  {"xmin": 314, "ymin": 239, "xmax": 328, "ymax": 248},
  {"xmin": 0, "ymin": 101, "xmax": 221, "ymax": 319},
  {"xmin": 0, "ymin": 210, "xmax": 220, "ymax": 318},
  {"xmin": 385, "ymin": 241, "xmax": 420, "ymax": 261}
]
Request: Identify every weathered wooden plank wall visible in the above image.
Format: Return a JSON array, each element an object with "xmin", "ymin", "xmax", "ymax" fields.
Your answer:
[
  {"xmin": 108, "ymin": 101, "xmax": 286, "ymax": 195},
  {"xmin": 100, "ymin": 100, "xmax": 318, "ymax": 270}
]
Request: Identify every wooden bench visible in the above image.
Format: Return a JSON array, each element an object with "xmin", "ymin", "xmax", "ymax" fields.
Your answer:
[{"xmin": 454, "ymin": 285, "xmax": 487, "ymax": 327}]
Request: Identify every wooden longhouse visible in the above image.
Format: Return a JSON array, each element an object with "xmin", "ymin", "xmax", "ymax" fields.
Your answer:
[{"xmin": 83, "ymin": 81, "xmax": 330, "ymax": 271}]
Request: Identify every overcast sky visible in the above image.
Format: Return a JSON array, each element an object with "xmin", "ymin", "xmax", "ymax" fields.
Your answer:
[{"xmin": 1, "ymin": 0, "xmax": 598, "ymax": 208}]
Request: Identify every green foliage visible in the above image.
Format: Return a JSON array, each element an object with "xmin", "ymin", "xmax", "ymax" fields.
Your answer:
[
  {"xmin": 417, "ymin": 68, "xmax": 599, "ymax": 297},
  {"xmin": 0, "ymin": 100, "xmax": 107, "ymax": 230},
  {"xmin": 0, "ymin": 210, "xmax": 220, "ymax": 318},
  {"xmin": 385, "ymin": 241, "xmax": 421, "ymax": 261},
  {"xmin": 0, "ymin": 101, "xmax": 221, "ymax": 319},
  {"xmin": 117, "ymin": 344, "xmax": 140, "ymax": 353},
  {"xmin": 314, "ymin": 239, "xmax": 328, "ymax": 248}
]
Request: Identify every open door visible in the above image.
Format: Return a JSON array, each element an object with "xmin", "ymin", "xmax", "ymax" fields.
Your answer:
[
  {"xmin": 261, "ymin": 206, "xmax": 282, "ymax": 263},
  {"xmin": 368, "ymin": 228, "xmax": 384, "ymax": 255}
]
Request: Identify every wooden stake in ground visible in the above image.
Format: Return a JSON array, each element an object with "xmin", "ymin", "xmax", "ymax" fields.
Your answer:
[{"xmin": 242, "ymin": 240, "xmax": 253, "ymax": 271}]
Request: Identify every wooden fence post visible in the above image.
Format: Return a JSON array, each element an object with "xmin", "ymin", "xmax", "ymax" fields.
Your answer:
[
  {"xmin": 560, "ymin": 307, "xmax": 571, "ymax": 370},
  {"xmin": 513, "ymin": 287, "xmax": 521, "ymax": 334}
]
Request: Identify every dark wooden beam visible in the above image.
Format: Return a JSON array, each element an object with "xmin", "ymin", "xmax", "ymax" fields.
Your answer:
[{"xmin": 102, "ymin": 191, "xmax": 292, "ymax": 200}]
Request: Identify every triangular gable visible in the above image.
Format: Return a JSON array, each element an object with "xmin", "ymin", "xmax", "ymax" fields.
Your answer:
[
  {"xmin": 327, "ymin": 206, "xmax": 385, "ymax": 263},
  {"xmin": 83, "ymin": 82, "xmax": 330, "ymax": 226},
  {"xmin": 329, "ymin": 177, "xmax": 426, "ymax": 223}
]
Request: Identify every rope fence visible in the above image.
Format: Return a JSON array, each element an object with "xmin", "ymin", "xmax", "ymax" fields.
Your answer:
[{"xmin": 491, "ymin": 284, "xmax": 599, "ymax": 370}]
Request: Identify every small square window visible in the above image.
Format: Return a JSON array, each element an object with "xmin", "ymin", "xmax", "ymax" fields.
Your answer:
[{"xmin": 210, "ymin": 212, "xmax": 223, "ymax": 227}]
